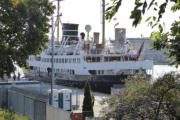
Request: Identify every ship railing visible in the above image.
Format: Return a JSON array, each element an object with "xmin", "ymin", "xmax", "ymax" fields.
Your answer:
[
  {"xmin": 58, "ymin": 35, "xmax": 82, "ymax": 55},
  {"xmin": 88, "ymin": 49, "xmax": 104, "ymax": 55},
  {"xmin": 73, "ymin": 37, "xmax": 82, "ymax": 55},
  {"xmin": 58, "ymin": 36, "xmax": 69, "ymax": 54}
]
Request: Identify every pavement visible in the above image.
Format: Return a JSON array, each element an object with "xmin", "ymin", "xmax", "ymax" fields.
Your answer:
[{"xmin": 39, "ymin": 83, "xmax": 108, "ymax": 117}]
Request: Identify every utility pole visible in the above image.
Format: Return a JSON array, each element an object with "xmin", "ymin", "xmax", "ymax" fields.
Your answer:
[
  {"xmin": 50, "ymin": 0, "xmax": 63, "ymax": 106},
  {"xmin": 50, "ymin": 16, "xmax": 55, "ymax": 105}
]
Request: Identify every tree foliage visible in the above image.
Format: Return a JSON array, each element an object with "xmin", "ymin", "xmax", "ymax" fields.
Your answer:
[
  {"xmin": 101, "ymin": 73, "xmax": 180, "ymax": 120},
  {"xmin": 106, "ymin": 0, "xmax": 180, "ymax": 66},
  {"xmin": 0, "ymin": 0, "xmax": 54, "ymax": 77},
  {"xmin": 82, "ymin": 81, "xmax": 94, "ymax": 120}
]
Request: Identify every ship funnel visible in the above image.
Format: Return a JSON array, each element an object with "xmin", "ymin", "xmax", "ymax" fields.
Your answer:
[
  {"xmin": 93, "ymin": 32, "xmax": 99, "ymax": 44},
  {"xmin": 80, "ymin": 32, "xmax": 85, "ymax": 40},
  {"xmin": 62, "ymin": 23, "xmax": 79, "ymax": 45}
]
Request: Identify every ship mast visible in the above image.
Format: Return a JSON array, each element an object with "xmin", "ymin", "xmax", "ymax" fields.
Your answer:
[
  {"xmin": 56, "ymin": 0, "xmax": 63, "ymax": 44},
  {"xmin": 102, "ymin": 0, "xmax": 105, "ymax": 49}
]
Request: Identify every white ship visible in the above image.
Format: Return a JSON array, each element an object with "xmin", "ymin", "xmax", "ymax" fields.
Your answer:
[
  {"xmin": 28, "ymin": 24, "xmax": 153, "ymax": 80},
  {"xmin": 27, "ymin": 1, "xmax": 153, "ymax": 91}
]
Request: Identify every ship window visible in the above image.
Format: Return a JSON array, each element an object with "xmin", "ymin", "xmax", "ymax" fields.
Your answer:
[
  {"xmin": 69, "ymin": 59, "xmax": 72, "ymax": 63},
  {"xmin": 88, "ymin": 70, "xmax": 96, "ymax": 75},
  {"xmin": 97, "ymin": 57, "xmax": 100, "ymax": 62},
  {"xmin": 65, "ymin": 59, "xmax": 68, "ymax": 63},
  {"xmin": 85, "ymin": 57, "xmax": 91, "ymax": 62},
  {"xmin": 62, "ymin": 58, "xmax": 64, "ymax": 63},
  {"xmin": 36, "ymin": 56, "xmax": 41, "ymax": 61},
  {"xmin": 92, "ymin": 57, "xmax": 100, "ymax": 62},
  {"xmin": 109, "ymin": 57, "xmax": 112, "ymax": 61},
  {"xmin": 98, "ymin": 70, "xmax": 100, "ymax": 75},
  {"xmin": 77, "ymin": 58, "xmax": 80, "ymax": 63},
  {"xmin": 73, "ymin": 58, "xmax": 76, "ymax": 63},
  {"xmin": 92, "ymin": 57, "xmax": 95, "ymax": 62},
  {"xmin": 104, "ymin": 57, "xmax": 108, "ymax": 62},
  {"xmin": 124, "ymin": 56, "xmax": 128, "ymax": 61},
  {"xmin": 59, "ymin": 59, "xmax": 61, "ymax": 63},
  {"xmin": 56, "ymin": 58, "xmax": 58, "ymax": 63}
]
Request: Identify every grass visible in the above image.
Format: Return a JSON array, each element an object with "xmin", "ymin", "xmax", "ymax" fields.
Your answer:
[{"xmin": 0, "ymin": 109, "xmax": 28, "ymax": 120}]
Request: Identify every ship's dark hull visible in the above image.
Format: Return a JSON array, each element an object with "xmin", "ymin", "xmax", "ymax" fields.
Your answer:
[
  {"xmin": 55, "ymin": 78, "xmax": 126, "ymax": 94},
  {"xmin": 35, "ymin": 74, "xmax": 128, "ymax": 94}
]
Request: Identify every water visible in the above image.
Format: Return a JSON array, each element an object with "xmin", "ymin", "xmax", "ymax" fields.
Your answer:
[{"xmin": 153, "ymin": 65, "xmax": 180, "ymax": 79}]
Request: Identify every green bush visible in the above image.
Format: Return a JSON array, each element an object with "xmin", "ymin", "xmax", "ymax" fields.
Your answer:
[{"xmin": 0, "ymin": 109, "xmax": 28, "ymax": 120}]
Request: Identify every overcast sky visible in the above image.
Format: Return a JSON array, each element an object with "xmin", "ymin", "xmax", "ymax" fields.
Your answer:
[{"xmin": 51, "ymin": 0, "xmax": 179, "ymax": 41}]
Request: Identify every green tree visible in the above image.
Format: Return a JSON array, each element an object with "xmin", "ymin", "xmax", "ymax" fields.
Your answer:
[
  {"xmin": 0, "ymin": 109, "xmax": 28, "ymax": 120},
  {"xmin": 0, "ymin": 0, "xmax": 54, "ymax": 77},
  {"xmin": 82, "ymin": 81, "xmax": 94, "ymax": 120},
  {"xmin": 106, "ymin": 0, "xmax": 180, "ymax": 66},
  {"xmin": 101, "ymin": 73, "xmax": 180, "ymax": 120}
]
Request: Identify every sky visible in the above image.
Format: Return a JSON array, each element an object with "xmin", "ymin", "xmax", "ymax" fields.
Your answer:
[{"xmin": 51, "ymin": 0, "xmax": 179, "ymax": 41}]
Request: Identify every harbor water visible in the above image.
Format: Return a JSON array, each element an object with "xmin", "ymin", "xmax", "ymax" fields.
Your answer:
[{"xmin": 153, "ymin": 65, "xmax": 180, "ymax": 79}]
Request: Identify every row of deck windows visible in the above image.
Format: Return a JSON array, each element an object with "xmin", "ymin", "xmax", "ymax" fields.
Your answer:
[
  {"xmin": 37, "ymin": 67, "xmax": 75, "ymax": 75},
  {"xmin": 32, "ymin": 56, "xmax": 136, "ymax": 63},
  {"xmin": 56, "ymin": 69, "xmax": 75, "ymax": 75},
  {"xmin": 89, "ymin": 70, "xmax": 104, "ymax": 75},
  {"xmin": 84, "ymin": 56, "xmax": 137, "ymax": 62},
  {"xmin": 40, "ymin": 58, "xmax": 81, "ymax": 63}
]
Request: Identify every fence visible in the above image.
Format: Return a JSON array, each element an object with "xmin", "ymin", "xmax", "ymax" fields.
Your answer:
[
  {"xmin": 0, "ymin": 86, "xmax": 71, "ymax": 120},
  {"xmin": 0, "ymin": 86, "xmax": 8, "ymax": 108}
]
